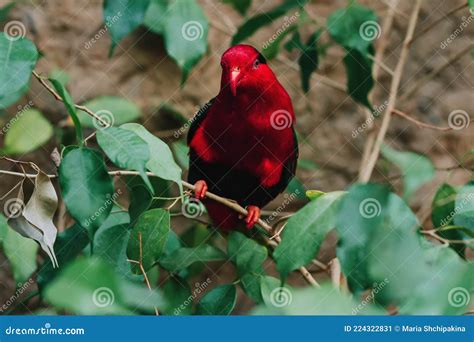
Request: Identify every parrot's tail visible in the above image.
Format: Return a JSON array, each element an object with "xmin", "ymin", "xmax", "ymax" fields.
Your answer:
[{"xmin": 204, "ymin": 200, "xmax": 240, "ymax": 230}]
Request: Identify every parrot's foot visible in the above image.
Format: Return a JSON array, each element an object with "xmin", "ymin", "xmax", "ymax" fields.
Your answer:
[
  {"xmin": 245, "ymin": 205, "xmax": 261, "ymax": 229},
  {"xmin": 194, "ymin": 180, "xmax": 208, "ymax": 199}
]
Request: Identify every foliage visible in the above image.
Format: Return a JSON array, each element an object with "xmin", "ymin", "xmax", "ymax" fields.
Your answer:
[{"xmin": 0, "ymin": 1, "xmax": 472, "ymax": 317}]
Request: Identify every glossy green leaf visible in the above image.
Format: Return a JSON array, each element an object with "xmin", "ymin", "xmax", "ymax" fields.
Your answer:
[
  {"xmin": 44, "ymin": 257, "xmax": 165, "ymax": 315},
  {"xmin": 122, "ymin": 123, "xmax": 182, "ymax": 194},
  {"xmin": 0, "ymin": 33, "xmax": 38, "ymax": 109},
  {"xmin": 228, "ymin": 231, "xmax": 267, "ymax": 276},
  {"xmin": 103, "ymin": 0, "xmax": 151, "ymax": 55},
  {"xmin": 381, "ymin": 144, "xmax": 435, "ymax": 201},
  {"xmin": 162, "ymin": 276, "xmax": 193, "ymax": 315},
  {"xmin": 431, "ymin": 183, "xmax": 465, "ymax": 256},
  {"xmin": 96, "ymin": 126, "xmax": 153, "ymax": 192},
  {"xmin": 327, "ymin": 4, "xmax": 378, "ymax": 53},
  {"xmin": 453, "ymin": 182, "xmax": 474, "ymax": 230},
  {"xmin": 50, "ymin": 79, "xmax": 83, "ymax": 145},
  {"xmin": 343, "ymin": 48, "xmax": 374, "ymax": 109},
  {"xmin": 162, "ymin": 0, "xmax": 208, "ymax": 83},
  {"xmin": 274, "ymin": 191, "xmax": 345, "ymax": 280},
  {"xmin": 59, "ymin": 147, "xmax": 115, "ymax": 237},
  {"xmin": 240, "ymin": 273, "xmax": 264, "ymax": 303},
  {"xmin": 223, "ymin": 0, "xmax": 251, "ymax": 16},
  {"xmin": 336, "ymin": 183, "xmax": 390, "ymax": 293},
  {"xmin": 160, "ymin": 244, "xmax": 226, "ymax": 273},
  {"xmin": 3, "ymin": 109, "xmax": 53, "ymax": 155},
  {"xmin": 196, "ymin": 284, "xmax": 237, "ymax": 315},
  {"xmin": 144, "ymin": 0, "xmax": 168, "ymax": 34},
  {"xmin": 79, "ymin": 96, "xmax": 142, "ymax": 127},
  {"xmin": 127, "ymin": 209, "xmax": 170, "ymax": 273},
  {"xmin": 1, "ymin": 215, "xmax": 38, "ymax": 284},
  {"xmin": 231, "ymin": 0, "xmax": 306, "ymax": 45}
]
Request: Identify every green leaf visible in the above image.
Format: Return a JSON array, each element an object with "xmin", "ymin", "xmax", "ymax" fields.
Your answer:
[
  {"xmin": 3, "ymin": 109, "xmax": 53, "ymax": 155},
  {"xmin": 305, "ymin": 190, "xmax": 325, "ymax": 201},
  {"xmin": 228, "ymin": 231, "xmax": 267, "ymax": 276},
  {"xmin": 0, "ymin": 2, "xmax": 15, "ymax": 23},
  {"xmin": 37, "ymin": 223, "xmax": 89, "ymax": 291},
  {"xmin": 298, "ymin": 29, "xmax": 321, "ymax": 93},
  {"xmin": 327, "ymin": 4, "xmax": 378, "ymax": 53},
  {"xmin": 50, "ymin": 79, "xmax": 83, "ymax": 145},
  {"xmin": 122, "ymin": 123, "xmax": 182, "ymax": 194},
  {"xmin": 144, "ymin": 0, "xmax": 168, "ymax": 34},
  {"xmin": 96, "ymin": 126, "xmax": 153, "ymax": 193},
  {"xmin": 453, "ymin": 182, "xmax": 474, "ymax": 230},
  {"xmin": 262, "ymin": 25, "xmax": 298, "ymax": 60},
  {"xmin": 196, "ymin": 284, "xmax": 237, "ymax": 315},
  {"xmin": 160, "ymin": 244, "xmax": 226, "ymax": 273},
  {"xmin": 79, "ymin": 96, "xmax": 142, "ymax": 127},
  {"xmin": 231, "ymin": 0, "xmax": 306, "ymax": 45},
  {"xmin": 127, "ymin": 209, "xmax": 170, "ymax": 273},
  {"xmin": 260, "ymin": 275, "xmax": 290, "ymax": 307},
  {"xmin": 162, "ymin": 276, "xmax": 193, "ymax": 315},
  {"xmin": 59, "ymin": 147, "xmax": 115, "ymax": 237},
  {"xmin": 469, "ymin": 0, "xmax": 474, "ymax": 11},
  {"xmin": 381, "ymin": 144, "xmax": 435, "ymax": 201},
  {"xmin": 0, "ymin": 33, "xmax": 39, "ymax": 109},
  {"xmin": 171, "ymin": 140, "xmax": 189, "ymax": 170},
  {"xmin": 274, "ymin": 191, "xmax": 345, "ymax": 280},
  {"xmin": 44, "ymin": 257, "xmax": 165, "ymax": 315},
  {"xmin": 223, "ymin": 0, "xmax": 252, "ymax": 16},
  {"xmin": 1, "ymin": 215, "xmax": 38, "ymax": 284},
  {"xmin": 336, "ymin": 183, "xmax": 390, "ymax": 293},
  {"xmin": 162, "ymin": 0, "xmax": 208, "ymax": 83},
  {"xmin": 254, "ymin": 283, "xmax": 382, "ymax": 315},
  {"xmin": 343, "ymin": 48, "xmax": 374, "ymax": 109},
  {"xmin": 240, "ymin": 273, "xmax": 264, "ymax": 303},
  {"xmin": 103, "ymin": 0, "xmax": 151, "ymax": 55}
]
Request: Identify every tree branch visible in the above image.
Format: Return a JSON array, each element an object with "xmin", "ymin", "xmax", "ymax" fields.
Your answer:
[{"xmin": 359, "ymin": 0, "xmax": 423, "ymax": 182}]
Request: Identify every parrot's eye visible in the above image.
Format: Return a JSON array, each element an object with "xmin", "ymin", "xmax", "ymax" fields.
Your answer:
[{"xmin": 253, "ymin": 59, "xmax": 260, "ymax": 69}]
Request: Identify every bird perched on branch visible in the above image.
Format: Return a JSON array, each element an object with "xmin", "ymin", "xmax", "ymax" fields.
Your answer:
[{"xmin": 187, "ymin": 44, "xmax": 298, "ymax": 229}]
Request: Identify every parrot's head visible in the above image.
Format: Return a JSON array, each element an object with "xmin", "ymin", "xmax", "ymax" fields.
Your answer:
[{"xmin": 220, "ymin": 44, "xmax": 274, "ymax": 97}]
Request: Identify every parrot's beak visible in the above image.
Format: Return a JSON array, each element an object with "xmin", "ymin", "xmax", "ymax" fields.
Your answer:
[{"xmin": 230, "ymin": 67, "xmax": 240, "ymax": 96}]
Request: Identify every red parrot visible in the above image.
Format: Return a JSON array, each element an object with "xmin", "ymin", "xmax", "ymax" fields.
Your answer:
[{"xmin": 187, "ymin": 44, "xmax": 298, "ymax": 229}]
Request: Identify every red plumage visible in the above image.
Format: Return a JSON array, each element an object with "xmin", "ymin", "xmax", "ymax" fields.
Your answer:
[{"xmin": 187, "ymin": 44, "xmax": 298, "ymax": 230}]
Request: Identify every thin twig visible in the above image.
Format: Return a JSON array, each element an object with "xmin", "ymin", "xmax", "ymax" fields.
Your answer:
[
  {"xmin": 391, "ymin": 108, "xmax": 461, "ymax": 131},
  {"xmin": 360, "ymin": 0, "xmax": 423, "ymax": 182},
  {"xmin": 32, "ymin": 71, "xmax": 109, "ymax": 128}
]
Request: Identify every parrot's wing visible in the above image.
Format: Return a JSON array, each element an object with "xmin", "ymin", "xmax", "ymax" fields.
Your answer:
[
  {"xmin": 276, "ymin": 126, "xmax": 299, "ymax": 193},
  {"xmin": 187, "ymin": 97, "xmax": 216, "ymax": 146}
]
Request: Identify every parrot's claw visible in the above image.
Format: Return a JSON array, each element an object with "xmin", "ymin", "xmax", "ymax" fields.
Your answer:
[
  {"xmin": 194, "ymin": 180, "xmax": 208, "ymax": 199},
  {"xmin": 245, "ymin": 205, "xmax": 261, "ymax": 229}
]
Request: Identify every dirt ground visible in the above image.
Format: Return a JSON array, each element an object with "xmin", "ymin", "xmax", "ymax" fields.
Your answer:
[{"xmin": 0, "ymin": 0, "xmax": 472, "ymax": 313}]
